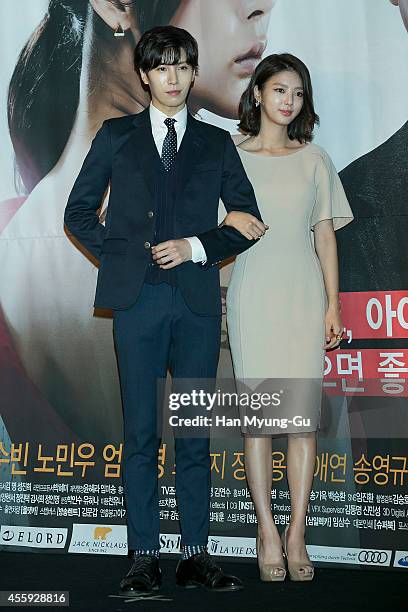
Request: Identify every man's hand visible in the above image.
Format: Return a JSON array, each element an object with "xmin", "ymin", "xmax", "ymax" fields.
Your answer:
[{"xmin": 151, "ymin": 239, "xmax": 192, "ymax": 269}]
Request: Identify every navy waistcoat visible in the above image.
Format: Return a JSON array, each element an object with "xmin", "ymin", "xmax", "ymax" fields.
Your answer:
[{"xmin": 144, "ymin": 152, "xmax": 179, "ymax": 287}]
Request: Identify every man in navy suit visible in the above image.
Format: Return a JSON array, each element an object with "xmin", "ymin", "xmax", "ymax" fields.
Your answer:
[{"xmin": 64, "ymin": 25, "xmax": 266, "ymax": 596}]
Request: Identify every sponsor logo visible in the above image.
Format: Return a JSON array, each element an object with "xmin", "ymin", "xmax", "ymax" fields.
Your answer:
[
  {"xmin": 307, "ymin": 545, "xmax": 391, "ymax": 566},
  {"xmin": 358, "ymin": 550, "xmax": 388, "ymax": 564},
  {"xmin": 94, "ymin": 527, "xmax": 112, "ymax": 540},
  {"xmin": 159, "ymin": 533, "xmax": 181, "ymax": 554},
  {"xmin": 0, "ymin": 525, "xmax": 67, "ymax": 549},
  {"xmin": 69, "ymin": 524, "xmax": 128, "ymax": 555},
  {"xmin": 158, "ymin": 534, "xmax": 257, "ymax": 557},
  {"xmin": 207, "ymin": 536, "xmax": 256, "ymax": 558},
  {"xmin": 157, "ymin": 538, "xmax": 391, "ymax": 565},
  {"xmin": 394, "ymin": 551, "xmax": 408, "ymax": 568}
]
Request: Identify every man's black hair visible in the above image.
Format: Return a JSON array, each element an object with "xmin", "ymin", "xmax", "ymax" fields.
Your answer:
[{"xmin": 134, "ymin": 25, "xmax": 199, "ymax": 74}]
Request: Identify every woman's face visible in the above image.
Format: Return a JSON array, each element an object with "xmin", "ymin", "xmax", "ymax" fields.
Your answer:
[
  {"xmin": 256, "ymin": 70, "xmax": 304, "ymax": 128},
  {"xmin": 171, "ymin": 0, "xmax": 276, "ymax": 118}
]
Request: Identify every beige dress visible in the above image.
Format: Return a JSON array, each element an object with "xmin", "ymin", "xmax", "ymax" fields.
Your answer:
[{"xmin": 226, "ymin": 140, "xmax": 354, "ymax": 434}]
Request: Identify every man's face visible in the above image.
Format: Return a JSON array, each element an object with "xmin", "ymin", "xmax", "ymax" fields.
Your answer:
[
  {"xmin": 140, "ymin": 49, "xmax": 195, "ymax": 115},
  {"xmin": 389, "ymin": 0, "xmax": 408, "ymax": 31}
]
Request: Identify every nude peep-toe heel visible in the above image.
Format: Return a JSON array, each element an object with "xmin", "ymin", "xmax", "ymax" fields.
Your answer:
[
  {"xmin": 257, "ymin": 535, "xmax": 287, "ymax": 582},
  {"xmin": 281, "ymin": 525, "xmax": 314, "ymax": 582}
]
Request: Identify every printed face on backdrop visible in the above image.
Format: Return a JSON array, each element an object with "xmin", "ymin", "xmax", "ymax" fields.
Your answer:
[
  {"xmin": 6, "ymin": 0, "xmax": 277, "ymax": 195},
  {"xmin": 93, "ymin": 0, "xmax": 275, "ymax": 118},
  {"xmin": 389, "ymin": 0, "xmax": 408, "ymax": 30},
  {"xmin": 139, "ymin": 50, "xmax": 196, "ymax": 113},
  {"xmin": 171, "ymin": 0, "xmax": 276, "ymax": 117},
  {"xmin": 254, "ymin": 70, "xmax": 304, "ymax": 127}
]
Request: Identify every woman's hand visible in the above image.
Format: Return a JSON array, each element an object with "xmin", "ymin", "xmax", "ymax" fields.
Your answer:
[
  {"xmin": 324, "ymin": 304, "xmax": 344, "ymax": 350},
  {"xmin": 221, "ymin": 211, "xmax": 268, "ymax": 240}
]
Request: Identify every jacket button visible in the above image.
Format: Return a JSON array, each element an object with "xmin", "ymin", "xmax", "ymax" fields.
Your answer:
[
  {"xmin": 147, "ymin": 211, "xmax": 154, "ymax": 218},
  {"xmin": 144, "ymin": 241, "xmax": 151, "ymax": 249}
]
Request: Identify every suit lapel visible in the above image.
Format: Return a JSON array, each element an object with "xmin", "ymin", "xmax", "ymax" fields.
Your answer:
[
  {"xmin": 130, "ymin": 108, "xmax": 160, "ymax": 200},
  {"xmin": 176, "ymin": 112, "xmax": 205, "ymax": 202}
]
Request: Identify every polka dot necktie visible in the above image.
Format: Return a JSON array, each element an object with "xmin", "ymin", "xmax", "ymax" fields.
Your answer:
[{"xmin": 161, "ymin": 118, "xmax": 177, "ymax": 172}]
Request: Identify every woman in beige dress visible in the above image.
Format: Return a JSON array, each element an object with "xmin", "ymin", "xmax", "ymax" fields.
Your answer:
[{"xmin": 222, "ymin": 54, "xmax": 353, "ymax": 582}]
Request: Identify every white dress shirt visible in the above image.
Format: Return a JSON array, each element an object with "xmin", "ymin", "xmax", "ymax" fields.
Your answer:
[{"xmin": 149, "ymin": 103, "xmax": 207, "ymax": 264}]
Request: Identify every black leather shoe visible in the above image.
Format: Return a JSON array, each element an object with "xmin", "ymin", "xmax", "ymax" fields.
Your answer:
[
  {"xmin": 119, "ymin": 554, "xmax": 162, "ymax": 597},
  {"xmin": 175, "ymin": 550, "xmax": 243, "ymax": 592}
]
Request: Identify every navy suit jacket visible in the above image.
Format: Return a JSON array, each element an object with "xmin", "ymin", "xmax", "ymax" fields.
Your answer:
[{"xmin": 64, "ymin": 108, "xmax": 261, "ymax": 315}]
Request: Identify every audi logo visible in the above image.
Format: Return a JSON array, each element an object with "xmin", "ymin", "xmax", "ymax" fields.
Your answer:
[{"xmin": 358, "ymin": 550, "xmax": 388, "ymax": 564}]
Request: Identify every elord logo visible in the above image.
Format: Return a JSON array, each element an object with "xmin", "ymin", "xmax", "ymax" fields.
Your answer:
[{"xmin": 0, "ymin": 525, "xmax": 67, "ymax": 549}]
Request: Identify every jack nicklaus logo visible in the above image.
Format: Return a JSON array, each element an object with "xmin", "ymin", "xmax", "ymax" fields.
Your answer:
[
  {"xmin": 94, "ymin": 527, "xmax": 112, "ymax": 540},
  {"xmin": 68, "ymin": 523, "xmax": 128, "ymax": 555}
]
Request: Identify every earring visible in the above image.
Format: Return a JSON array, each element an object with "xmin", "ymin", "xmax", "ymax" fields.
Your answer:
[
  {"xmin": 255, "ymin": 99, "xmax": 260, "ymax": 107},
  {"xmin": 114, "ymin": 24, "xmax": 125, "ymax": 38}
]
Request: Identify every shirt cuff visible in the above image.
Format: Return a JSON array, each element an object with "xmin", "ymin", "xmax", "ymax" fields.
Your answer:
[{"xmin": 185, "ymin": 236, "xmax": 207, "ymax": 264}]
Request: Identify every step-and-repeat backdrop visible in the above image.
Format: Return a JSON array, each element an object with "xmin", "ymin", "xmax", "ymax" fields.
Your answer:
[{"xmin": 0, "ymin": 0, "xmax": 407, "ymax": 571}]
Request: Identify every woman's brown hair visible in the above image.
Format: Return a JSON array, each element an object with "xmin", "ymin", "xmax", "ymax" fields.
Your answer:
[{"xmin": 238, "ymin": 53, "xmax": 319, "ymax": 143}]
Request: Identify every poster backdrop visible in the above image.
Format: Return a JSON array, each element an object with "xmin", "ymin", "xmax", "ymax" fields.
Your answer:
[{"xmin": 0, "ymin": 0, "xmax": 407, "ymax": 571}]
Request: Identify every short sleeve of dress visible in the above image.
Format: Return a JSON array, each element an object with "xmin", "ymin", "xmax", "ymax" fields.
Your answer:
[
  {"xmin": 311, "ymin": 148, "xmax": 354, "ymax": 231},
  {"xmin": 231, "ymin": 133, "xmax": 251, "ymax": 147}
]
